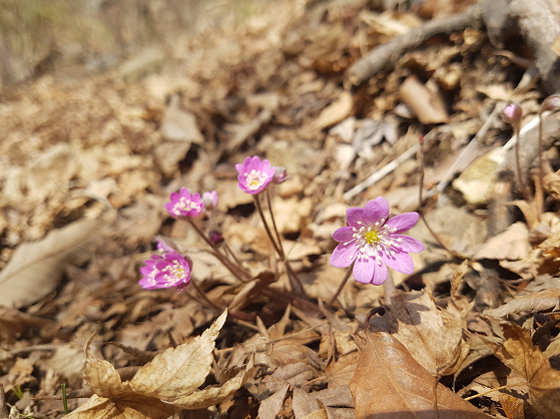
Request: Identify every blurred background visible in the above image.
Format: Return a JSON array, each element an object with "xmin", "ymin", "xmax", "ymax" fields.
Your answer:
[{"xmin": 0, "ymin": 0, "xmax": 271, "ymax": 87}]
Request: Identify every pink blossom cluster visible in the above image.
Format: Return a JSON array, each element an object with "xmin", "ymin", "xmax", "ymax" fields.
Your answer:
[
  {"xmin": 139, "ymin": 155, "xmax": 285, "ymax": 291},
  {"xmin": 140, "ymin": 155, "xmax": 424, "ymax": 292}
]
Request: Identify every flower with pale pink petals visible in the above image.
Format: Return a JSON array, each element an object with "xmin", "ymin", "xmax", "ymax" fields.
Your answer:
[
  {"xmin": 165, "ymin": 187, "xmax": 204, "ymax": 218},
  {"xmin": 202, "ymin": 190, "xmax": 219, "ymax": 211},
  {"xmin": 330, "ymin": 197, "xmax": 424, "ymax": 285},
  {"xmin": 235, "ymin": 156, "xmax": 275, "ymax": 194},
  {"xmin": 139, "ymin": 251, "xmax": 192, "ymax": 290},
  {"xmin": 273, "ymin": 166, "xmax": 288, "ymax": 184},
  {"xmin": 502, "ymin": 103, "xmax": 522, "ymax": 128}
]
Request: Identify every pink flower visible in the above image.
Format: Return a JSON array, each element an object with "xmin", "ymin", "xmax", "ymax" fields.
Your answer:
[
  {"xmin": 235, "ymin": 156, "xmax": 275, "ymax": 194},
  {"xmin": 502, "ymin": 103, "xmax": 522, "ymax": 127},
  {"xmin": 273, "ymin": 166, "xmax": 288, "ymax": 184},
  {"xmin": 541, "ymin": 94, "xmax": 560, "ymax": 112},
  {"xmin": 330, "ymin": 197, "xmax": 424, "ymax": 285},
  {"xmin": 202, "ymin": 190, "xmax": 219, "ymax": 211},
  {"xmin": 139, "ymin": 251, "xmax": 192, "ymax": 290},
  {"xmin": 165, "ymin": 188, "xmax": 204, "ymax": 218}
]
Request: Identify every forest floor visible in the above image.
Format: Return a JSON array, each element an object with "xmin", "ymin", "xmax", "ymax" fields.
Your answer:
[{"xmin": 1, "ymin": 0, "xmax": 560, "ymax": 418}]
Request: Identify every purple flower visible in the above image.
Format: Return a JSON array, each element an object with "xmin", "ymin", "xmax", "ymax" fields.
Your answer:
[
  {"xmin": 139, "ymin": 251, "xmax": 192, "ymax": 290},
  {"xmin": 202, "ymin": 190, "xmax": 219, "ymax": 211},
  {"xmin": 235, "ymin": 156, "xmax": 276, "ymax": 194},
  {"xmin": 330, "ymin": 197, "xmax": 424, "ymax": 285},
  {"xmin": 165, "ymin": 188, "xmax": 204, "ymax": 218}
]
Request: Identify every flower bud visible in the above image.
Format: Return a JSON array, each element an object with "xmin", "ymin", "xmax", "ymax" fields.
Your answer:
[
  {"xmin": 273, "ymin": 166, "xmax": 288, "ymax": 184},
  {"xmin": 202, "ymin": 190, "xmax": 219, "ymax": 211},
  {"xmin": 541, "ymin": 94, "xmax": 560, "ymax": 112},
  {"xmin": 209, "ymin": 229, "xmax": 224, "ymax": 246},
  {"xmin": 502, "ymin": 103, "xmax": 522, "ymax": 128}
]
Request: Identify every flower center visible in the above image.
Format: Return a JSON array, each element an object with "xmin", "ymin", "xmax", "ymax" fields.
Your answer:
[
  {"xmin": 162, "ymin": 260, "xmax": 186, "ymax": 284},
  {"xmin": 246, "ymin": 170, "xmax": 269, "ymax": 189},
  {"xmin": 364, "ymin": 230, "xmax": 379, "ymax": 244},
  {"xmin": 176, "ymin": 198, "xmax": 200, "ymax": 213}
]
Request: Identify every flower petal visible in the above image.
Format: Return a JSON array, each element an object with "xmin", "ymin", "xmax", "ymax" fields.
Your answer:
[
  {"xmin": 332, "ymin": 226, "xmax": 354, "ymax": 242},
  {"xmin": 346, "ymin": 207, "xmax": 364, "ymax": 227},
  {"xmin": 371, "ymin": 260, "xmax": 388, "ymax": 285},
  {"xmin": 364, "ymin": 197, "xmax": 390, "ymax": 224},
  {"xmin": 385, "ymin": 212, "xmax": 419, "ymax": 233},
  {"xmin": 330, "ymin": 242, "xmax": 356, "ymax": 268},
  {"xmin": 353, "ymin": 258, "xmax": 374, "ymax": 283},
  {"xmin": 393, "ymin": 235, "xmax": 424, "ymax": 253},
  {"xmin": 383, "ymin": 251, "xmax": 415, "ymax": 274}
]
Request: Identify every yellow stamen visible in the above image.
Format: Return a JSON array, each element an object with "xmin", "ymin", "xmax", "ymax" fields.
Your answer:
[{"xmin": 365, "ymin": 230, "xmax": 379, "ymax": 244}]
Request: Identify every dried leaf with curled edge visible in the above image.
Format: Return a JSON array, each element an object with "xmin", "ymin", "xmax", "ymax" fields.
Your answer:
[
  {"xmin": 129, "ymin": 310, "xmax": 227, "ymax": 401},
  {"xmin": 350, "ymin": 332, "xmax": 491, "ymax": 419},
  {"xmin": 64, "ymin": 394, "xmax": 178, "ymax": 419},
  {"xmin": 67, "ymin": 310, "xmax": 255, "ymax": 419},
  {"xmin": 487, "ymin": 323, "xmax": 560, "ymax": 419},
  {"xmin": 484, "ymin": 288, "xmax": 560, "ymax": 318}
]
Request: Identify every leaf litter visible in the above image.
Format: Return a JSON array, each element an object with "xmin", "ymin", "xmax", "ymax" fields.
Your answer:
[{"xmin": 1, "ymin": 0, "xmax": 560, "ymax": 418}]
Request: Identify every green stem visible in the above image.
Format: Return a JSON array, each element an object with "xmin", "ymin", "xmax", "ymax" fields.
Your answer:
[{"xmin": 62, "ymin": 384, "xmax": 68, "ymax": 415}]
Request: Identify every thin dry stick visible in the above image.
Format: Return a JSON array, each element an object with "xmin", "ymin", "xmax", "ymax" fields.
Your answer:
[
  {"xmin": 463, "ymin": 383, "xmax": 526, "ymax": 401},
  {"xmin": 344, "ymin": 143, "xmax": 420, "ymax": 200},
  {"xmin": 435, "ymin": 106, "xmax": 498, "ymax": 194}
]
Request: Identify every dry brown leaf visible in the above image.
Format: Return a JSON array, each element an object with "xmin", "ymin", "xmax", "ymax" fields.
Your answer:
[
  {"xmin": 488, "ymin": 323, "xmax": 560, "ymax": 419},
  {"xmin": 310, "ymin": 91, "xmax": 353, "ymax": 131},
  {"xmin": 474, "ymin": 222, "xmax": 531, "ymax": 261},
  {"xmin": 484, "ymin": 289, "xmax": 560, "ymax": 318},
  {"xmin": 64, "ymin": 394, "xmax": 178, "ymax": 419},
  {"xmin": 68, "ymin": 311, "xmax": 254, "ymax": 418},
  {"xmin": 375, "ymin": 290, "xmax": 469, "ymax": 376},
  {"xmin": 350, "ymin": 332, "xmax": 491, "ymax": 418},
  {"xmin": 0, "ymin": 214, "xmax": 112, "ymax": 309},
  {"xmin": 258, "ymin": 383, "xmax": 290, "ymax": 419},
  {"xmin": 399, "ymin": 75, "xmax": 449, "ymax": 124},
  {"xmin": 129, "ymin": 310, "xmax": 226, "ymax": 401},
  {"xmin": 293, "ymin": 386, "xmax": 354, "ymax": 419},
  {"xmin": 0, "ymin": 307, "xmax": 52, "ymax": 343}
]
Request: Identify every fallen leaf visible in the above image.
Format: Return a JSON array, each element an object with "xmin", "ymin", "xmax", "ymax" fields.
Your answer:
[
  {"xmin": 399, "ymin": 75, "xmax": 449, "ymax": 124},
  {"xmin": 487, "ymin": 323, "xmax": 560, "ymax": 419},
  {"xmin": 310, "ymin": 91, "xmax": 353, "ymax": 131},
  {"xmin": 484, "ymin": 289, "xmax": 560, "ymax": 318},
  {"xmin": 0, "ymin": 214, "xmax": 112, "ymax": 309},
  {"xmin": 0, "ymin": 307, "xmax": 52, "ymax": 343},
  {"xmin": 67, "ymin": 311, "xmax": 254, "ymax": 419},
  {"xmin": 474, "ymin": 222, "xmax": 531, "ymax": 260},
  {"xmin": 350, "ymin": 332, "xmax": 491, "ymax": 418},
  {"xmin": 371, "ymin": 290, "xmax": 469, "ymax": 376},
  {"xmin": 258, "ymin": 383, "xmax": 290, "ymax": 419}
]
